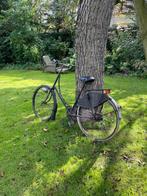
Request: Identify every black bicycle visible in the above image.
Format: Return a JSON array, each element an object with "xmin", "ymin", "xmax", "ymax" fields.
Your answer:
[{"xmin": 32, "ymin": 66, "xmax": 121, "ymax": 142}]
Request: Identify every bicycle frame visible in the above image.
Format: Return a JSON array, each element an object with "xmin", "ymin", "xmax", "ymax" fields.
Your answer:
[
  {"xmin": 48, "ymin": 65, "xmax": 115, "ymax": 121},
  {"xmin": 50, "ymin": 65, "xmax": 86, "ymax": 112}
]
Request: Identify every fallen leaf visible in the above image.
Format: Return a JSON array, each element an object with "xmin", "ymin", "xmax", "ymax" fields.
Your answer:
[
  {"xmin": 43, "ymin": 128, "xmax": 48, "ymax": 132},
  {"xmin": 137, "ymin": 159, "xmax": 146, "ymax": 166},
  {"xmin": 0, "ymin": 171, "xmax": 5, "ymax": 177},
  {"xmin": 122, "ymin": 154, "xmax": 134, "ymax": 163},
  {"xmin": 59, "ymin": 169, "xmax": 65, "ymax": 177},
  {"xmin": 19, "ymin": 162, "xmax": 23, "ymax": 166},
  {"xmin": 42, "ymin": 141, "xmax": 48, "ymax": 147},
  {"xmin": 122, "ymin": 155, "xmax": 129, "ymax": 161}
]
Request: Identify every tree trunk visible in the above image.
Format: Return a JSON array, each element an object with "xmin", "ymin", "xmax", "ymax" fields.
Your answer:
[
  {"xmin": 134, "ymin": 0, "xmax": 147, "ymax": 62},
  {"xmin": 75, "ymin": 0, "xmax": 115, "ymax": 95}
]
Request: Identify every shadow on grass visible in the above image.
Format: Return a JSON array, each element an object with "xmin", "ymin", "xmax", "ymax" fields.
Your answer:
[
  {"xmin": 93, "ymin": 123, "xmax": 132, "ymax": 195},
  {"xmin": 142, "ymin": 116, "xmax": 147, "ymax": 164}
]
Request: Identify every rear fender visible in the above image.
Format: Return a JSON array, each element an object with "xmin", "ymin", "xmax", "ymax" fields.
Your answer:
[{"xmin": 108, "ymin": 95, "xmax": 122, "ymax": 120}]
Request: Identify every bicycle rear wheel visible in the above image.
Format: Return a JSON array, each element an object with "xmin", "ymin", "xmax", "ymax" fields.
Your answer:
[
  {"xmin": 77, "ymin": 97, "xmax": 120, "ymax": 142},
  {"xmin": 32, "ymin": 85, "xmax": 57, "ymax": 121}
]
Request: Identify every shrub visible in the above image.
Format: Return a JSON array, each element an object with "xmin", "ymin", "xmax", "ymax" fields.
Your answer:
[
  {"xmin": 0, "ymin": 1, "xmax": 43, "ymax": 67},
  {"xmin": 41, "ymin": 31, "xmax": 74, "ymax": 60},
  {"xmin": 105, "ymin": 25, "xmax": 146, "ymax": 76},
  {"xmin": 42, "ymin": 38, "xmax": 69, "ymax": 60},
  {"xmin": 1, "ymin": 63, "xmax": 42, "ymax": 70}
]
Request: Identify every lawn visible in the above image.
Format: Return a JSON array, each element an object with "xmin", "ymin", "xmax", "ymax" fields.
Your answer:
[{"xmin": 0, "ymin": 70, "xmax": 147, "ymax": 196}]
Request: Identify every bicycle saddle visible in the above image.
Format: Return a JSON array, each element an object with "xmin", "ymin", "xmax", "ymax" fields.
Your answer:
[{"xmin": 80, "ymin": 76, "xmax": 95, "ymax": 83}]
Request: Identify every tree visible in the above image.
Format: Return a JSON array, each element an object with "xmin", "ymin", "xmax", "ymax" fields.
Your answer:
[
  {"xmin": 133, "ymin": 0, "xmax": 147, "ymax": 62},
  {"xmin": 45, "ymin": 0, "xmax": 78, "ymax": 32},
  {"xmin": 0, "ymin": 0, "xmax": 42, "ymax": 64},
  {"xmin": 31, "ymin": 0, "xmax": 78, "ymax": 33},
  {"xmin": 75, "ymin": 0, "xmax": 115, "ymax": 95}
]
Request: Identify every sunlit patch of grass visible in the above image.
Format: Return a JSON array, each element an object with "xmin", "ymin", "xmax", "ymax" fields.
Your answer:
[{"xmin": 0, "ymin": 70, "xmax": 147, "ymax": 195}]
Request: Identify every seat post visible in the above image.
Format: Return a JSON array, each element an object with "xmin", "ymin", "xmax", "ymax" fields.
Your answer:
[
  {"xmin": 72, "ymin": 82, "xmax": 86, "ymax": 109},
  {"xmin": 79, "ymin": 81, "xmax": 86, "ymax": 96}
]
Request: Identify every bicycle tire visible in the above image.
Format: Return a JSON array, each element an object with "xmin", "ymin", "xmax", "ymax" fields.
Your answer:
[
  {"xmin": 32, "ymin": 85, "xmax": 57, "ymax": 121},
  {"xmin": 77, "ymin": 96, "xmax": 121, "ymax": 142}
]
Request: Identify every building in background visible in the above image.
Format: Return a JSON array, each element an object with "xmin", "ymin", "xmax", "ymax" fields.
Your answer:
[{"xmin": 111, "ymin": 0, "xmax": 135, "ymax": 27}]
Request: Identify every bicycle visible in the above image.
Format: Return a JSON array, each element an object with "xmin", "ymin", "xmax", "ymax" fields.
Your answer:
[{"xmin": 32, "ymin": 65, "xmax": 121, "ymax": 142}]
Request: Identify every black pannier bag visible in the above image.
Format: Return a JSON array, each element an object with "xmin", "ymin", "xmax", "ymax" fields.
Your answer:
[{"xmin": 78, "ymin": 90, "xmax": 109, "ymax": 108}]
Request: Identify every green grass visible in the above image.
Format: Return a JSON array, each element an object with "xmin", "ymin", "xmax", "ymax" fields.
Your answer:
[{"xmin": 0, "ymin": 70, "xmax": 147, "ymax": 196}]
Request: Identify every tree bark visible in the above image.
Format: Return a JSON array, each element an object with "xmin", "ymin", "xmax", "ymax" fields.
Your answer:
[
  {"xmin": 134, "ymin": 0, "xmax": 147, "ymax": 62},
  {"xmin": 75, "ymin": 0, "xmax": 115, "ymax": 95}
]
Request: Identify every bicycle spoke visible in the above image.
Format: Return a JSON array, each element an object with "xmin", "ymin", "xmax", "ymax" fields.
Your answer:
[
  {"xmin": 77, "ymin": 99, "xmax": 120, "ymax": 141},
  {"xmin": 33, "ymin": 85, "xmax": 56, "ymax": 121}
]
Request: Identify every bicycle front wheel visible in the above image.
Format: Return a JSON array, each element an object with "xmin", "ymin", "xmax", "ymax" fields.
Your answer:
[
  {"xmin": 77, "ymin": 97, "xmax": 120, "ymax": 142},
  {"xmin": 32, "ymin": 85, "xmax": 57, "ymax": 121}
]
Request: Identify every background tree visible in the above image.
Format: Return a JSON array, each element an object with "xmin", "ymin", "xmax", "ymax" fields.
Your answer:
[
  {"xmin": 75, "ymin": 0, "xmax": 115, "ymax": 94},
  {"xmin": 133, "ymin": 0, "xmax": 147, "ymax": 62},
  {"xmin": 0, "ymin": 0, "xmax": 12, "ymax": 64},
  {"xmin": 0, "ymin": 0, "xmax": 42, "ymax": 64}
]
